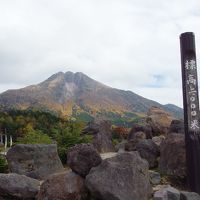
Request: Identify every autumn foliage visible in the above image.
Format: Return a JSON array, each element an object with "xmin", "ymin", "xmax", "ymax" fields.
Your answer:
[{"xmin": 112, "ymin": 126, "xmax": 129, "ymax": 139}]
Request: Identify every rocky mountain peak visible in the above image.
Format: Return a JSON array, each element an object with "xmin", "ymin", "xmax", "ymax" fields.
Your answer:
[
  {"xmin": 0, "ymin": 72, "xmax": 183, "ymax": 118},
  {"xmin": 41, "ymin": 71, "xmax": 102, "ymax": 90},
  {"xmin": 45, "ymin": 71, "xmax": 65, "ymax": 82}
]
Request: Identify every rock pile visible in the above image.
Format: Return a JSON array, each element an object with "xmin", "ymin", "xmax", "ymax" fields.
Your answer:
[
  {"xmin": 39, "ymin": 143, "xmax": 153, "ymax": 200},
  {"xmin": 0, "ymin": 144, "xmax": 64, "ymax": 199},
  {"xmin": 1, "ymin": 107, "xmax": 199, "ymax": 200}
]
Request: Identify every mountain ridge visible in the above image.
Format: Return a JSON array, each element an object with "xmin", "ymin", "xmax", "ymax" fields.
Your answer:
[{"xmin": 0, "ymin": 71, "xmax": 183, "ymax": 122}]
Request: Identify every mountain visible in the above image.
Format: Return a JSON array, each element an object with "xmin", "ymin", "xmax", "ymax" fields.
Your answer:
[{"xmin": 0, "ymin": 72, "xmax": 183, "ymax": 124}]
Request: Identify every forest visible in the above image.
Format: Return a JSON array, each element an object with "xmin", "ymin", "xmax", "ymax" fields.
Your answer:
[
  {"xmin": 0, "ymin": 109, "xmax": 129, "ymax": 164},
  {"xmin": 0, "ymin": 109, "xmax": 93, "ymax": 163}
]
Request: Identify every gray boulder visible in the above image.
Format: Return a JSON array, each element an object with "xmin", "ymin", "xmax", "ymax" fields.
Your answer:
[
  {"xmin": 6, "ymin": 144, "xmax": 64, "ymax": 180},
  {"xmin": 125, "ymin": 139, "xmax": 139, "ymax": 151},
  {"xmin": 125, "ymin": 137, "xmax": 160, "ymax": 168},
  {"xmin": 159, "ymin": 133, "xmax": 186, "ymax": 177},
  {"xmin": 154, "ymin": 185, "xmax": 180, "ymax": 200},
  {"xmin": 38, "ymin": 171, "xmax": 88, "ymax": 200},
  {"xmin": 136, "ymin": 139, "xmax": 160, "ymax": 168},
  {"xmin": 82, "ymin": 119, "xmax": 115, "ymax": 153},
  {"xmin": 0, "ymin": 173, "xmax": 40, "ymax": 199},
  {"xmin": 67, "ymin": 143, "xmax": 102, "ymax": 177},
  {"xmin": 169, "ymin": 119, "xmax": 184, "ymax": 134},
  {"xmin": 85, "ymin": 151, "xmax": 152, "ymax": 200},
  {"xmin": 128, "ymin": 124, "xmax": 153, "ymax": 140},
  {"xmin": 180, "ymin": 191, "xmax": 200, "ymax": 200},
  {"xmin": 149, "ymin": 170, "xmax": 161, "ymax": 185},
  {"xmin": 129, "ymin": 131, "xmax": 146, "ymax": 141}
]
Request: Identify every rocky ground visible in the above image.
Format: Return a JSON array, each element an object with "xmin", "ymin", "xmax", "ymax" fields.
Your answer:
[{"xmin": 0, "ymin": 106, "xmax": 199, "ymax": 200}]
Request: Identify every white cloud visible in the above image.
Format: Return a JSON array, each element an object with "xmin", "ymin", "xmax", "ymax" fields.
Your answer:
[{"xmin": 0, "ymin": 0, "xmax": 200, "ymax": 107}]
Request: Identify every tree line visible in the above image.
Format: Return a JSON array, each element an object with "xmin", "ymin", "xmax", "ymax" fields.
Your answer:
[{"xmin": 0, "ymin": 109, "xmax": 92, "ymax": 163}]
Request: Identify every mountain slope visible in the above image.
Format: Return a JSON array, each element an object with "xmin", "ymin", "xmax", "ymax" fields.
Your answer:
[{"xmin": 0, "ymin": 72, "xmax": 183, "ymax": 120}]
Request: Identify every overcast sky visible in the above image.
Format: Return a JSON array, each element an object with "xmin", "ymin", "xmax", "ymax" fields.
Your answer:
[{"xmin": 1, "ymin": 0, "xmax": 200, "ymax": 107}]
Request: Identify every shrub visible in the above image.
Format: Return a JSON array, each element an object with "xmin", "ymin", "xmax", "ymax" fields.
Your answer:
[
  {"xmin": 17, "ymin": 129, "xmax": 52, "ymax": 144},
  {"xmin": 57, "ymin": 146, "xmax": 68, "ymax": 164},
  {"xmin": 0, "ymin": 155, "xmax": 8, "ymax": 173},
  {"xmin": 55, "ymin": 127, "xmax": 93, "ymax": 164},
  {"xmin": 112, "ymin": 138, "xmax": 119, "ymax": 146}
]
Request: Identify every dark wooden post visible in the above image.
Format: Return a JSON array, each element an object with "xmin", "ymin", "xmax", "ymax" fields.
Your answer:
[{"xmin": 180, "ymin": 32, "xmax": 200, "ymax": 194}]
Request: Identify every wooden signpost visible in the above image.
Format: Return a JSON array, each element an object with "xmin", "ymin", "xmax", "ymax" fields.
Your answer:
[{"xmin": 180, "ymin": 32, "xmax": 200, "ymax": 194}]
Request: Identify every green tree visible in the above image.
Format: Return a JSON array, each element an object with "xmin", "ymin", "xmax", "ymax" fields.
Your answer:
[
  {"xmin": 17, "ymin": 126, "xmax": 52, "ymax": 144},
  {"xmin": 55, "ymin": 122, "xmax": 92, "ymax": 164}
]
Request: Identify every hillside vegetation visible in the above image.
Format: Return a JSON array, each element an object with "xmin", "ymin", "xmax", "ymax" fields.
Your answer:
[{"xmin": 0, "ymin": 109, "xmax": 92, "ymax": 163}]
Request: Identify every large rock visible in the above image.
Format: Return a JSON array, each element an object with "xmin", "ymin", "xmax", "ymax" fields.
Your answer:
[
  {"xmin": 159, "ymin": 133, "xmax": 186, "ymax": 177},
  {"xmin": 38, "ymin": 171, "xmax": 87, "ymax": 200},
  {"xmin": 154, "ymin": 185, "xmax": 180, "ymax": 200},
  {"xmin": 0, "ymin": 173, "xmax": 40, "ymax": 199},
  {"xmin": 128, "ymin": 131, "xmax": 146, "ymax": 141},
  {"xmin": 169, "ymin": 119, "xmax": 184, "ymax": 134},
  {"xmin": 82, "ymin": 119, "xmax": 115, "ymax": 153},
  {"xmin": 85, "ymin": 151, "xmax": 152, "ymax": 200},
  {"xmin": 6, "ymin": 144, "xmax": 64, "ymax": 180},
  {"xmin": 125, "ymin": 138, "xmax": 141, "ymax": 151},
  {"xmin": 136, "ymin": 139, "xmax": 160, "ymax": 168},
  {"xmin": 125, "ymin": 131, "xmax": 147, "ymax": 152},
  {"xmin": 180, "ymin": 191, "xmax": 200, "ymax": 200},
  {"xmin": 67, "ymin": 143, "xmax": 102, "ymax": 177},
  {"xmin": 149, "ymin": 170, "xmax": 161, "ymax": 185},
  {"xmin": 146, "ymin": 106, "xmax": 174, "ymax": 136},
  {"xmin": 128, "ymin": 124, "xmax": 153, "ymax": 140},
  {"xmin": 125, "ymin": 138, "xmax": 160, "ymax": 168}
]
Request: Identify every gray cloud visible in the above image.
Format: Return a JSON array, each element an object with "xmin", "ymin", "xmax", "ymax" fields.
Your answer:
[{"xmin": 0, "ymin": 0, "xmax": 200, "ymax": 107}]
